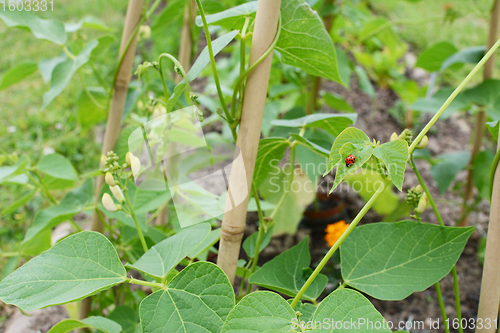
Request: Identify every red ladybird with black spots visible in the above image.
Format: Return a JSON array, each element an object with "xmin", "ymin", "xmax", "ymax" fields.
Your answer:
[{"xmin": 345, "ymin": 154, "xmax": 355, "ymax": 167}]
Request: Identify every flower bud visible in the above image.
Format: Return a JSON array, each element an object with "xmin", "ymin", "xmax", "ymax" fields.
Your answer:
[
  {"xmin": 102, "ymin": 193, "xmax": 118, "ymax": 212},
  {"xmin": 390, "ymin": 132, "xmax": 399, "ymax": 141},
  {"xmin": 417, "ymin": 136, "xmax": 429, "ymax": 149},
  {"xmin": 130, "ymin": 154, "xmax": 141, "ymax": 181},
  {"xmin": 125, "ymin": 152, "xmax": 132, "ymax": 166},
  {"xmin": 415, "ymin": 185, "xmax": 422, "ymax": 193},
  {"xmin": 139, "ymin": 25, "xmax": 151, "ymax": 39},
  {"xmin": 110, "ymin": 185, "xmax": 125, "ymax": 204},
  {"xmin": 137, "ymin": 100, "xmax": 144, "ymax": 110},
  {"xmin": 105, "ymin": 172, "xmax": 116, "ymax": 186},
  {"xmin": 152, "ymin": 104, "xmax": 166, "ymax": 118},
  {"xmin": 100, "ymin": 154, "xmax": 107, "ymax": 166},
  {"xmin": 415, "ymin": 193, "xmax": 428, "ymax": 213}
]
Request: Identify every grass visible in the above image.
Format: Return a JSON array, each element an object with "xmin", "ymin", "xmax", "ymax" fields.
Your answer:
[{"xmin": 0, "ymin": 0, "xmax": 127, "ymax": 267}]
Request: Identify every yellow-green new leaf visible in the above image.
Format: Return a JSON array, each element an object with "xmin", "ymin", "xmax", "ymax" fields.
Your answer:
[
  {"xmin": 0, "ymin": 232, "xmax": 126, "ymax": 311},
  {"xmin": 373, "ymin": 139, "xmax": 409, "ymax": 191},
  {"xmin": 330, "ymin": 143, "xmax": 374, "ymax": 193},
  {"xmin": 326, "ymin": 127, "xmax": 370, "ymax": 174}
]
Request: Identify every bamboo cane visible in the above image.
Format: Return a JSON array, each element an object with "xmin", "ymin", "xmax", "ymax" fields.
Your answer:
[
  {"xmin": 217, "ymin": 0, "xmax": 281, "ymax": 284},
  {"xmin": 459, "ymin": 0, "xmax": 500, "ymax": 226},
  {"xmin": 79, "ymin": 0, "xmax": 145, "ymax": 320},
  {"xmin": 475, "ymin": 134, "xmax": 500, "ymax": 333}
]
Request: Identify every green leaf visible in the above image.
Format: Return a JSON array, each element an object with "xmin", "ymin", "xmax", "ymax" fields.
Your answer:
[
  {"xmin": 43, "ymin": 40, "xmax": 99, "ymax": 108},
  {"xmin": 39, "ymin": 54, "xmax": 67, "ymax": 83},
  {"xmin": 271, "ymin": 113, "xmax": 356, "ymax": 136},
  {"xmin": 291, "ymin": 134, "xmax": 329, "ymax": 157},
  {"xmin": 127, "ymin": 223, "xmax": 211, "ymax": 278},
  {"xmin": 151, "ymin": 0, "xmax": 184, "ymax": 31},
  {"xmin": 473, "ymin": 150, "xmax": 495, "ymax": 199},
  {"xmin": 132, "ymin": 187, "xmax": 171, "ymax": 214},
  {"xmin": 64, "ymin": 16, "xmax": 111, "ymax": 33},
  {"xmin": 323, "ymin": 93, "xmax": 355, "ymax": 113},
  {"xmin": 37, "ymin": 153, "xmax": 78, "ymax": 181},
  {"xmin": 354, "ymin": 65, "xmax": 375, "ymax": 98},
  {"xmin": 1, "ymin": 189, "xmax": 36, "ymax": 215},
  {"xmin": 0, "ymin": 231, "xmax": 126, "ymax": 311},
  {"xmin": 411, "ymin": 88, "xmax": 468, "ymax": 119},
  {"xmin": 249, "ymin": 237, "xmax": 327, "ymax": 301},
  {"xmin": 140, "ymin": 262, "xmax": 234, "ymax": 333},
  {"xmin": 0, "ymin": 11, "xmax": 66, "ymax": 44},
  {"xmin": 330, "ymin": 143, "xmax": 374, "ymax": 193},
  {"xmin": 309, "ymin": 289, "xmax": 390, "ymax": 333},
  {"xmin": 186, "ymin": 30, "xmax": 239, "ymax": 82},
  {"xmin": 77, "ymin": 87, "xmax": 107, "ymax": 130},
  {"xmin": 109, "ymin": 306, "xmax": 140, "ymax": 333},
  {"xmin": 415, "ymin": 42, "xmax": 457, "ymax": 72},
  {"xmin": 440, "ymin": 46, "xmax": 485, "ymax": 72},
  {"xmin": 1, "ymin": 256, "xmax": 20, "ymax": 281},
  {"xmin": 196, "ymin": 1, "xmax": 258, "ymax": 30},
  {"xmin": 341, "ymin": 221, "xmax": 475, "ymax": 300},
  {"xmin": 0, "ymin": 62, "xmax": 38, "ymax": 90},
  {"xmin": 221, "ymin": 291, "xmax": 295, "ymax": 333},
  {"xmin": 253, "ymin": 138, "xmax": 289, "ymax": 188},
  {"xmin": 243, "ymin": 224, "xmax": 274, "ymax": 258},
  {"xmin": 336, "ymin": 47, "xmax": 351, "ymax": 88},
  {"xmin": 0, "ymin": 156, "xmax": 30, "ymax": 184},
  {"xmin": 430, "ymin": 150, "xmax": 470, "ymax": 194},
  {"xmin": 22, "ymin": 228, "xmax": 51, "ymax": 257},
  {"xmin": 292, "ymin": 301, "xmax": 316, "ymax": 323},
  {"xmin": 373, "ymin": 140, "xmax": 409, "ymax": 191},
  {"xmin": 277, "ymin": 0, "xmax": 343, "ymax": 84},
  {"xmin": 487, "ymin": 120, "xmax": 499, "ymax": 141},
  {"xmin": 188, "ymin": 228, "xmax": 221, "ymax": 260},
  {"xmin": 327, "ymin": 127, "xmax": 370, "ymax": 173},
  {"xmin": 47, "ymin": 316, "xmax": 122, "ymax": 333},
  {"xmin": 463, "ymin": 79, "xmax": 500, "ymax": 120},
  {"xmin": 24, "ymin": 179, "xmax": 93, "ymax": 243}
]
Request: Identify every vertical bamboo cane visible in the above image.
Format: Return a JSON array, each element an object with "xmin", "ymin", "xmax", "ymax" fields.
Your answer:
[
  {"xmin": 80, "ymin": 0, "xmax": 145, "ymax": 320},
  {"xmin": 460, "ymin": 0, "xmax": 500, "ymax": 226},
  {"xmin": 475, "ymin": 134, "xmax": 500, "ymax": 333},
  {"xmin": 217, "ymin": 0, "xmax": 281, "ymax": 284}
]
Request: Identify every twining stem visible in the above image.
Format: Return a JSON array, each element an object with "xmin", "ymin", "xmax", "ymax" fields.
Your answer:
[
  {"xmin": 250, "ymin": 183, "xmax": 266, "ymax": 274},
  {"xmin": 123, "ymin": 190, "xmax": 148, "ymax": 253},
  {"xmin": 290, "ymin": 180, "xmax": 389, "ymax": 308},
  {"xmin": 409, "ymin": 36, "xmax": 500, "ymax": 154},
  {"xmin": 410, "ymin": 157, "xmax": 462, "ymax": 333},
  {"xmin": 231, "ymin": 15, "xmax": 282, "ymax": 121},
  {"xmin": 194, "ymin": 0, "xmax": 234, "ymax": 133},
  {"xmin": 435, "ymin": 282, "xmax": 451, "ymax": 333}
]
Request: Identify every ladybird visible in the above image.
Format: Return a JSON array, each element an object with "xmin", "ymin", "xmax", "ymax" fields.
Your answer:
[{"xmin": 345, "ymin": 154, "xmax": 355, "ymax": 167}]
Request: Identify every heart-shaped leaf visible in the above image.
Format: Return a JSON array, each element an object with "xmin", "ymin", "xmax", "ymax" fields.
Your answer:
[
  {"xmin": 0, "ymin": 231, "xmax": 126, "ymax": 311},
  {"xmin": 221, "ymin": 291, "xmax": 294, "ymax": 332},
  {"xmin": 140, "ymin": 262, "xmax": 234, "ymax": 333},
  {"xmin": 309, "ymin": 289, "xmax": 390, "ymax": 333},
  {"xmin": 249, "ymin": 237, "xmax": 327, "ymax": 301},
  {"xmin": 126, "ymin": 223, "xmax": 211, "ymax": 278},
  {"xmin": 341, "ymin": 221, "xmax": 474, "ymax": 300}
]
